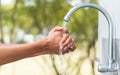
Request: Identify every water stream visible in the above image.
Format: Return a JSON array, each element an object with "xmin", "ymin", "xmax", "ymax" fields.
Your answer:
[{"xmin": 59, "ymin": 21, "xmax": 68, "ymax": 75}]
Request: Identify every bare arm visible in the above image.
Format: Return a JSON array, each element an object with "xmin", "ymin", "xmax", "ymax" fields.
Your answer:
[
  {"xmin": 0, "ymin": 27, "xmax": 76, "ymax": 65},
  {"xmin": 0, "ymin": 39, "xmax": 47, "ymax": 65}
]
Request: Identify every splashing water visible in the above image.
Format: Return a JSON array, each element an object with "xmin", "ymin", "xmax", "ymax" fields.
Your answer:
[{"xmin": 59, "ymin": 21, "xmax": 68, "ymax": 75}]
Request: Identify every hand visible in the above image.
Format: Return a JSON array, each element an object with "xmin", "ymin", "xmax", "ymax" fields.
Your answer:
[
  {"xmin": 45, "ymin": 26, "xmax": 66, "ymax": 54},
  {"xmin": 31, "ymin": 26, "xmax": 76, "ymax": 56},
  {"xmin": 46, "ymin": 26, "xmax": 76, "ymax": 54},
  {"xmin": 60, "ymin": 32, "xmax": 76, "ymax": 54}
]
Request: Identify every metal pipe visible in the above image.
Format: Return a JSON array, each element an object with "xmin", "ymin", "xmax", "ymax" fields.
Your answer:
[{"xmin": 63, "ymin": 3, "xmax": 118, "ymax": 72}]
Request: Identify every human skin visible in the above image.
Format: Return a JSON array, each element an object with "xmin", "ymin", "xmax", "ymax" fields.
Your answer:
[{"xmin": 0, "ymin": 27, "xmax": 76, "ymax": 65}]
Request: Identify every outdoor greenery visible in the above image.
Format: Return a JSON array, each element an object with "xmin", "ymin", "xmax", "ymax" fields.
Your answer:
[{"xmin": 0, "ymin": 0, "xmax": 98, "ymax": 75}]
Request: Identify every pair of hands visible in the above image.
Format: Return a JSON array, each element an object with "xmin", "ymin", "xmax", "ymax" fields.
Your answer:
[{"xmin": 45, "ymin": 26, "xmax": 76, "ymax": 54}]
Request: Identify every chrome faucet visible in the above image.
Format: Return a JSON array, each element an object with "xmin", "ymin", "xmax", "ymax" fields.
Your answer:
[{"xmin": 63, "ymin": 3, "xmax": 118, "ymax": 72}]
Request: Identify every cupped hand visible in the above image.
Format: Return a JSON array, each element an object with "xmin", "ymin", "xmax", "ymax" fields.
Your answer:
[{"xmin": 46, "ymin": 26, "xmax": 76, "ymax": 54}]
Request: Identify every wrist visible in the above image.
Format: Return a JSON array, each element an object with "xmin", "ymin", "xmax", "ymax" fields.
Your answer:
[{"xmin": 34, "ymin": 38, "xmax": 49, "ymax": 55}]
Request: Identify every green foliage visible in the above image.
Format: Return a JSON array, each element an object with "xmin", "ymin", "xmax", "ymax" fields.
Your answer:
[{"xmin": 1, "ymin": 0, "xmax": 98, "ymax": 44}]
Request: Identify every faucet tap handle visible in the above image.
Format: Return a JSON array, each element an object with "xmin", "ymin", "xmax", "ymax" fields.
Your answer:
[
  {"xmin": 95, "ymin": 57, "xmax": 118, "ymax": 72},
  {"xmin": 95, "ymin": 57, "xmax": 119, "ymax": 73},
  {"xmin": 98, "ymin": 64, "xmax": 118, "ymax": 72}
]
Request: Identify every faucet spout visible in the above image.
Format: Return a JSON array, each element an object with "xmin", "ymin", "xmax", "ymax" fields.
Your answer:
[{"xmin": 64, "ymin": 3, "xmax": 118, "ymax": 72}]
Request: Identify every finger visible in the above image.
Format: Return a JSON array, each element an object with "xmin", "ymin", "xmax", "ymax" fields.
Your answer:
[
  {"xmin": 70, "ymin": 45, "xmax": 76, "ymax": 51},
  {"xmin": 55, "ymin": 26, "xmax": 63, "ymax": 31},
  {"xmin": 68, "ymin": 39, "xmax": 76, "ymax": 51},
  {"xmin": 63, "ymin": 28, "xmax": 69, "ymax": 34},
  {"xmin": 62, "ymin": 37, "xmax": 72, "ymax": 50},
  {"xmin": 50, "ymin": 26, "xmax": 63, "ymax": 33},
  {"xmin": 63, "ymin": 46, "xmax": 75, "ymax": 53},
  {"xmin": 62, "ymin": 49, "xmax": 70, "ymax": 55},
  {"xmin": 67, "ymin": 41, "xmax": 74, "ymax": 48},
  {"xmin": 63, "ymin": 42, "xmax": 75, "ymax": 52},
  {"xmin": 59, "ymin": 34, "xmax": 69, "ymax": 46},
  {"xmin": 61, "ymin": 39, "xmax": 76, "ymax": 54},
  {"xmin": 65, "ymin": 50, "xmax": 70, "ymax": 54},
  {"xmin": 69, "ymin": 39, "xmax": 75, "ymax": 46},
  {"xmin": 60, "ymin": 38, "xmax": 76, "ymax": 51},
  {"xmin": 54, "ymin": 27, "xmax": 65, "ymax": 35},
  {"xmin": 62, "ymin": 40, "xmax": 75, "ymax": 50}
]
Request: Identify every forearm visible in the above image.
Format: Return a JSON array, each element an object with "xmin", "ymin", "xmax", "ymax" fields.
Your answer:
[
  {"xmin": 0, "ymin": 44, "xmax": 15, "ymax": 46},
  {"xmin": 0, "ymin": 39, "xmax": 47, "ymax": 65}
]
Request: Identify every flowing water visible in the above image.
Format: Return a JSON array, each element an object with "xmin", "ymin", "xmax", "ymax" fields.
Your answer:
[
  {"xmin": 62, "ymin": 21, "xmax": 67, "ymax": 28},
  {"xmin": 59, "ymin": 21, "xmax": 68, "ymax": 75}
]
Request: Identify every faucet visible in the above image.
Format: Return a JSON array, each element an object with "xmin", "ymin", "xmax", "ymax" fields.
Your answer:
[{"xmin": 63, "ymin": 3, "xmax": 118, "ymax": 72}]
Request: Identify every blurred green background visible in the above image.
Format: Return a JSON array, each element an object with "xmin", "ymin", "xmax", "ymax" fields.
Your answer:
[{"xmin": 0, "ymin": 0, "xmax": 98, "ymax": 75}]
